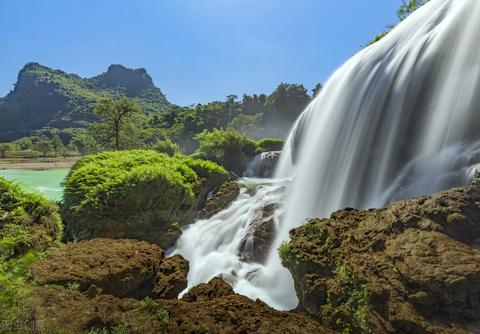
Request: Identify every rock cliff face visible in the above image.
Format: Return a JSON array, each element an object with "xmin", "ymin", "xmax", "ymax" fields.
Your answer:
[
  {"xmin": 281, "ymin": 183, "xmax": 480, "ymax": 333},
  {"xmin": 0, "ymin": 63, "xmax": 171, "ymax": 141}
]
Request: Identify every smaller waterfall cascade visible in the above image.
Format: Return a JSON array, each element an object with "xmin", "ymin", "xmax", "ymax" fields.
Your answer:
[{"xmin": 173, "ymin": 178, "xmax": 297, "ymax": 310}]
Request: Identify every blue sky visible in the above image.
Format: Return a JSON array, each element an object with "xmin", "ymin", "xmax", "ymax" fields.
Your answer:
[{"xmin": 0, "ymin": 0, "xmax": 400, "ymax": 106}]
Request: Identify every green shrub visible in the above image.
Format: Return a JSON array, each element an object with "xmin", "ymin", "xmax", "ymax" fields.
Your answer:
[
  {"xmin": 194, "ymin": 128, "xmax": 257, "ymax": 174},
  {"xmin": 152, "ymin": 139, "xmax": 182, "ymax": 157},
  {"xmin": 256, "ymin": 138, "xmax": 284, "ymax": 153},
  {"xmin": 278, "ymin": 241, "xmax": 291, "ymax": 264},
  {"xmin": 62, "ymin": 150, "xmax": 228, "ymax": 243},
  {"xmin": 0, "ymin": 178, "xmax": 62, "ymax": 258}
]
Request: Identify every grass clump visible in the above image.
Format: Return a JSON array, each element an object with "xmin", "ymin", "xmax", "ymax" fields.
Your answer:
[{"xmin": 332, "ymin": 262, "xmax": 372, "ymax": 334}]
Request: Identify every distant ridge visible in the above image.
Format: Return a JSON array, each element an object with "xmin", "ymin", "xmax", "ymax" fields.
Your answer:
[{"xmin": 0, "ymin": 63, "xmax": 172, "ymax": 141}]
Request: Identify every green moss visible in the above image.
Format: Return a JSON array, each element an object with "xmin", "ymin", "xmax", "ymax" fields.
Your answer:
[
  {"xmin": 62, "ymin": 150, "xmax": 228, "ymax": 242},
  {"xmin": 156, "ymin": 309, "xmax": 170, "ymax": 327},
  {"xmin": 256, "ymin": 138, "xmax": 284, "ymax": 152},
  {"xmin": 332, "ymin": 262, "xmax": 372, "ymax": 334},
  {"xmin": 278, "ymin": 241, "xmax": 291, "ymax": 264}
]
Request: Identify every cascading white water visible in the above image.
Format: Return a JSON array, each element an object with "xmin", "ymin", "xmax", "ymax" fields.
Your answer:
[{"xmin": 175, "ymin": 0, "xmax": 480, "ymax": 310}]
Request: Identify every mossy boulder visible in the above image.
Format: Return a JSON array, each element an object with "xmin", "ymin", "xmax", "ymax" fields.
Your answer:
[
  {"xmin": 0, "ymin": 177, "xmax": 62, "ymax": 259},
  {"xmin": 281, "ymin": 184, "xmax": 480, "ymax": 334},
  {"xmin": 62, "ymin": 150, "xmax": 228, "ymax": 248}
]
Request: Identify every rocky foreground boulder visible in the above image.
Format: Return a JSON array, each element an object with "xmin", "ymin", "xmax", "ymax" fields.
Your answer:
[
  {"xmin": 281, "ymin": 184, "xmax": 480, "ymax": 334},
  {"xmin": 32, "ymin": 238, "xmax": 188, "ymax": 299},
  {"xmin": 28, "ymin": 277, "xmax": 332, "ymax": 334}
]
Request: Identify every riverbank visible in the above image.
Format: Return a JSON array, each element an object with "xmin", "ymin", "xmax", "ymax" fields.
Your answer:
[{"xmin": 0, "ymin": 157, "xmax": 78, "ymax": 170}]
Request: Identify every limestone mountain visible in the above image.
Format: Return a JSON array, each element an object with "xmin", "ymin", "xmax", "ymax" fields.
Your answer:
[{"xmin": 0, "ymin": 63, "xmax": 172, "ymax": 141}]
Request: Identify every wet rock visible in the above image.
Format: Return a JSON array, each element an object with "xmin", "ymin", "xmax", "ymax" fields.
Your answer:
[
  {"xmin": 201, "ymin": 181, "xmax": 241, "ymax": 218},
  {"xmin": 238, "ymin": 203, "xmax": 277, "ymax": 263},
  {"xmin": 153, "ymin": 254, "xmax": 189, "ymax": 299},
  {"xmin": 244, "ymin": 151, "xmax": 282, "ymax": 178},
  {"xmin": 281, "ymin": 185, "xmax": 480, "ymax": 334},
  {"xmin": 182, "ymin": 277, "xmax": 235, "ymax": 302},
  {"xmin": 32, "ymin": 238, "xmax": 188, "ymax": 299}
]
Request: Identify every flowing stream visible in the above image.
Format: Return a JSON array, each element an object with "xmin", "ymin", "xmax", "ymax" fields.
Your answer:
[{"xmin": 174, "ymin": 0, "xmax": 480, "ymax": 310}]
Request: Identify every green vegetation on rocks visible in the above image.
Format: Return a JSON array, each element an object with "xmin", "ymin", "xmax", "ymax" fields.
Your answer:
[
  {"xmin": 0, "ymin": 177, "xmax": 62, "ymax": 258},
  {"xmin": 256, "ymin": 138, "xmax": 284, "ymax": 153},
  {"xmin": 62, "ymin": 150, "xmax": 228, "ymax": 247},
  {"xmin": 0, "ymin": 178, "xmax": 62, "ymax": 326}
]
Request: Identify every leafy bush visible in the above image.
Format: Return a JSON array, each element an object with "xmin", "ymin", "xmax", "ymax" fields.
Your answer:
[
  {"xmin": 62, "ymin": 150, "xmax": 228, "ymax": 244},
  {"xmin": 194, "ymin": 128, "xmax": 257, "ymax": 174},
  {"xmin": 0, "ymin": 180, "xmax": 60, "ymax": 324},
  {"xmin": 0, "ymin": 178, "xmax": 62, "ymax": 258},
  {"xmin": 152, "ymin": 139, "xmax": 181, "ymax": 157},
  {"xmin": 256, "ymin": 138, "xmax": 284, "ymax": 153}
]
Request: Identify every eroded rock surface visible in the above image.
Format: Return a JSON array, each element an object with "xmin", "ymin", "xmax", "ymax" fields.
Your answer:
[
  {"xmin": 182, "ymin": 277, "xmax": 235, "ymax": 302},
  {"xmin": 28, "ymin": 279, "xmax": 333, "ymax": 334},
  {"xmin": 32, "ymin": 238, "xmax": 188, "ymax": 299},
  {"xmin": 153, "ymin": 254, "xmax": 189, "ymax": 299},
  {"xmin": 281, "ymin": 185, "xmax": 480, "ymax": 333}
]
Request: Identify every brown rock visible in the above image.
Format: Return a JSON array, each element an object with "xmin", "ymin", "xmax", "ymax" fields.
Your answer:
[
  {"xmin": 32, "ymin": 238, "xmax": 189, "ymax": 299},
  {"xmin": 153, "ymin": 254, "xmax": 189, "ymax": 299},
  {"xmin": 282, "ymin": 185, "xmax": 480, "ymax": 334},
  {"xmin": 28, "ymin": 283, "xmax": 333, "ymax": 334},
  {"xmin": 201, "ymin": 181, "xmax": 240, "ymax": 218},
  {"xmin": 182, "ymin": 277, "xmax": 235, "ymax": 302}
]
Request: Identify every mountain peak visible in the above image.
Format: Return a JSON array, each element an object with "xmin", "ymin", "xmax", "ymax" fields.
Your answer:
[{"xmin": 90, "ymin": 64, "xmax": 155, "ymax": 95}]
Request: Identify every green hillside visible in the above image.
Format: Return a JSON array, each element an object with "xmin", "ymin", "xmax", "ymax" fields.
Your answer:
[{"xmin": 0, "ymin": 63, "xmax": 171, "ymax": 141}]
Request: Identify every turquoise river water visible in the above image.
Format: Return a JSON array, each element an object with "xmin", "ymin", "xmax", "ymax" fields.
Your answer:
[{"xmin": 0, "ymin": 169, "xmax": 69, "ymax": 201}]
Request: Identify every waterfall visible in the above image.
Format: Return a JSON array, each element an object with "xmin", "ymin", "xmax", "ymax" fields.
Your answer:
[{"xmin": 174, "ymin": 0, "xmax": 480, "ymax": 310}]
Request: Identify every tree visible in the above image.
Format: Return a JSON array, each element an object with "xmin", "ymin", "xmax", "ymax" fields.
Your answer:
[
  {"xmin": 52, "ymin": 134, "xmax": 66, "ymax": 157},
  {"xmin": 267, "ymin": 83, "xmax": 311, "ymax": 123},
  {"xmin": 0, "ymin": 143, "xmax": 11, "ymax": 158},
  {"xmin": 312, "ymin": 83, "xmax": 323, "ymax": 98},
  {"xmin": 93, "ymin": 98, "xmax": 141, "ymax": 150},
  {"xmin": 397, "ymin": 0, "xmax": 429, "ymax": 20},
  {"xmin": 228, "ymin": 113, "xmax": 263, "ymax": 138},
  {"xmin": 70, "ymin": 132, "xmax": 98, "ymax": 155},
  {"xmin": 33, "ymin": 140, "xmax": 54, "ymax": 157},
  {"xmin": 13, "ymin": 137, "xmax": 33, "ymax": 150}
]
